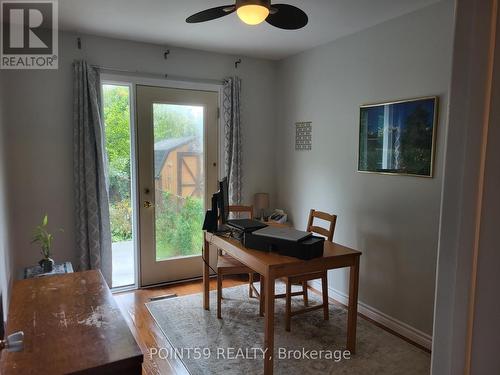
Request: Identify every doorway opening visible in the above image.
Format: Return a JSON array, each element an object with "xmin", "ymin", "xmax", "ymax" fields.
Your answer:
[{"xmin": 102, "ymin": 79, "xmax": 220, "ymax": 288}]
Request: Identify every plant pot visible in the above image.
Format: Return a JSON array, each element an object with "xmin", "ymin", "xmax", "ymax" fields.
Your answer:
[{"xmin": 39, "ymin": 257, "xmax": 54, "ymax": 273}]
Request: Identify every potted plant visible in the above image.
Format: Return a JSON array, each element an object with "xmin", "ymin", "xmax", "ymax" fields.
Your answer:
[{"xmin": 32, "ymin": 214, "xmax": 59, "ymax": 273}]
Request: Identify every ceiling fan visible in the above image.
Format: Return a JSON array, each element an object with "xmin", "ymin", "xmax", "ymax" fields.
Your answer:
[{"xmin": 186, "ymin": 0, "xmax": 308, "ymax": 30}]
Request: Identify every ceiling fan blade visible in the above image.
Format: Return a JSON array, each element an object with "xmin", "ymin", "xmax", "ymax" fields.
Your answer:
[
  {"xmin": 186, "ymin": 5, "xmax": 235, "ymax": 23},
  {"xmin": 266, "ymin": 4, "xmax": 308, "ymax": 30}
]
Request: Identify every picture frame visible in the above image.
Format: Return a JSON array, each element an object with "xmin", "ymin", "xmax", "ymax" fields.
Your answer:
[{"xmin": 358, "ymin": 96, "xmax": 438, "ymax": 177}]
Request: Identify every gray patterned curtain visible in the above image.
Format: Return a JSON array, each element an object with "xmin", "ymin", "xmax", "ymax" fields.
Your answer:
[
  {"xmin": 73, "ymin": 60, "xmax": 112, "ymax": 286},
  {"xmin": 223, "ymin": 77, "xmax": 242, "ymax": 205}
]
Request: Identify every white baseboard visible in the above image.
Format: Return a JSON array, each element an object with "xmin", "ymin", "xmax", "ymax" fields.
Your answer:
[{"xmin": 310, "ymin": 280, "xmax": 432, "ymax": 350}]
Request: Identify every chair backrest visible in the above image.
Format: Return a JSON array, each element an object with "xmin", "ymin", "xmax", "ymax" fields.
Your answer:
[
  {"xmin": 228, "ymin": 205, "xmax": 254, "ymax": 219},
  {"xmin": 306, "ymin": 209, "xmax": 337, "ymax": 242}
]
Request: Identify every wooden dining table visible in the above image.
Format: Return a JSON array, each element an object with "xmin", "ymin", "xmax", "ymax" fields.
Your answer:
[{"xmin": 203, "ymin": 231, "xmax": 362, "ymax": 375}]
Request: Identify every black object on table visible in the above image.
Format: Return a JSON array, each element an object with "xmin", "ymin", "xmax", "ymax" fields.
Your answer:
[{"xmin": 243, "ymin": 232, "xmax": 324, "ymax": 260}]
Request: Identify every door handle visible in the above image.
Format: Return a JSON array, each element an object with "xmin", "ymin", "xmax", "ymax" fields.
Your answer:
[{"xmin": 144, "ymin": 201, "xmax": 153, "ymax": 208}]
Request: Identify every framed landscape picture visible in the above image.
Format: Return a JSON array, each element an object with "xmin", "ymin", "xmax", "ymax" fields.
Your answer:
[{"xmin": 358, "ymin": 96, "xmax": 438, "ymax": 177}]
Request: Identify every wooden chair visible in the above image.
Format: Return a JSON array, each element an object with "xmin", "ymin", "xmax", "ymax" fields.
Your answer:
[
  {"xmin": 217, "ymin": 205, "xmax": 264, "ymax": 319},
  {"xmin": 277, "ymin": 209, "xmax": 337, "ymax": 331}
]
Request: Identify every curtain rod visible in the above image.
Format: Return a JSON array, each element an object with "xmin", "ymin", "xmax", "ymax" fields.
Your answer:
[{"xmin": 91, "ymin": 64, "xmax": 225, "ymax": 85}]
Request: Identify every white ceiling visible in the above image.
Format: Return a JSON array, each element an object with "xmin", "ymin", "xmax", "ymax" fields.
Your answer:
[{"xmin": 59, "ymin": 0, "xmax": 441, "ymax": 60}]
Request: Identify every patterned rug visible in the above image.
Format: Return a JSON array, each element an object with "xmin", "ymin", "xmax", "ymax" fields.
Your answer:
[{"xmin": 146, "ymin": 284, "xmax": 430, "ymax": 375}]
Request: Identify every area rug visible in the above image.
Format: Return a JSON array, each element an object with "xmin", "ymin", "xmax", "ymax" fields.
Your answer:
[{"xmin": 146, "ymin": 284, "xmax": 430, "ymax": 375}]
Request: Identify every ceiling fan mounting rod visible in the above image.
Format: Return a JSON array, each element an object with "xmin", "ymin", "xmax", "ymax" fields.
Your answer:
[{"xmin": 235, "ymin": 0, "xmax": 271, "ymax": 10}]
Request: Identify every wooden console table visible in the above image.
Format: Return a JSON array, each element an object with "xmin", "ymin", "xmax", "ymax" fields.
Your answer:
[
  {"xmin": 203, "ymin": 232, "xmax": 361, "ymax": 375},
  {"xmin": 0, "ymin": 270, "xmax": 143, "ymax": 374}
]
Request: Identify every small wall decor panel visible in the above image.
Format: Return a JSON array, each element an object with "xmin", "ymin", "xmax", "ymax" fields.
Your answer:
[{"xmin": 295, "ymin": 122, "xmax": 312, "ymax": 151}]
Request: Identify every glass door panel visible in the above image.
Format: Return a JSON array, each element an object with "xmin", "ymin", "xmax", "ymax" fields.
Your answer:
[
  {"xmin": 153, "ymin": 104, "xmax": 205, "ymax": 261},
  {"xmin": 102, "ymin": 84, "xmax": 136, "ymax": 288}
]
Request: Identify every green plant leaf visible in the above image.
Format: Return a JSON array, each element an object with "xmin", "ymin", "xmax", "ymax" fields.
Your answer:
[{"xmin": 32, "ymin": 214, "xmax": 54, "ymax": 259}]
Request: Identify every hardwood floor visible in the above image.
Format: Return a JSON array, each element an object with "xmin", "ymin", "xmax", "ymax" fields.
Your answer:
[{"xmin": 114, "ymin": 276, "xmax": 247, "ymax": 375}]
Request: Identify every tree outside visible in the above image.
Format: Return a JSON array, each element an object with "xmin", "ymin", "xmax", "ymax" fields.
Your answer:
[{"xmin": 103, "ymin": 85, "xmax": 133, "ymax": 242}]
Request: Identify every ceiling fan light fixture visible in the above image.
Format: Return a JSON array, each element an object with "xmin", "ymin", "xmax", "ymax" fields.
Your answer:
[
  {"xmin": 236, "ymin": 4, "xmax": 270, "ymax": 25},
  {"xmin": 186, "ymin": 0, "xmax": 307, "ymax": 30}
]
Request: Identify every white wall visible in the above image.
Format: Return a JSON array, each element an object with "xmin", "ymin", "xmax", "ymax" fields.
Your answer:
[
  {"xmin": 275, "ymin": 0, "xmax": 454, "ymax": 336},
  {"xmin": 1, "ymin": 32, "xmax": 277, "ymax": 274}
]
